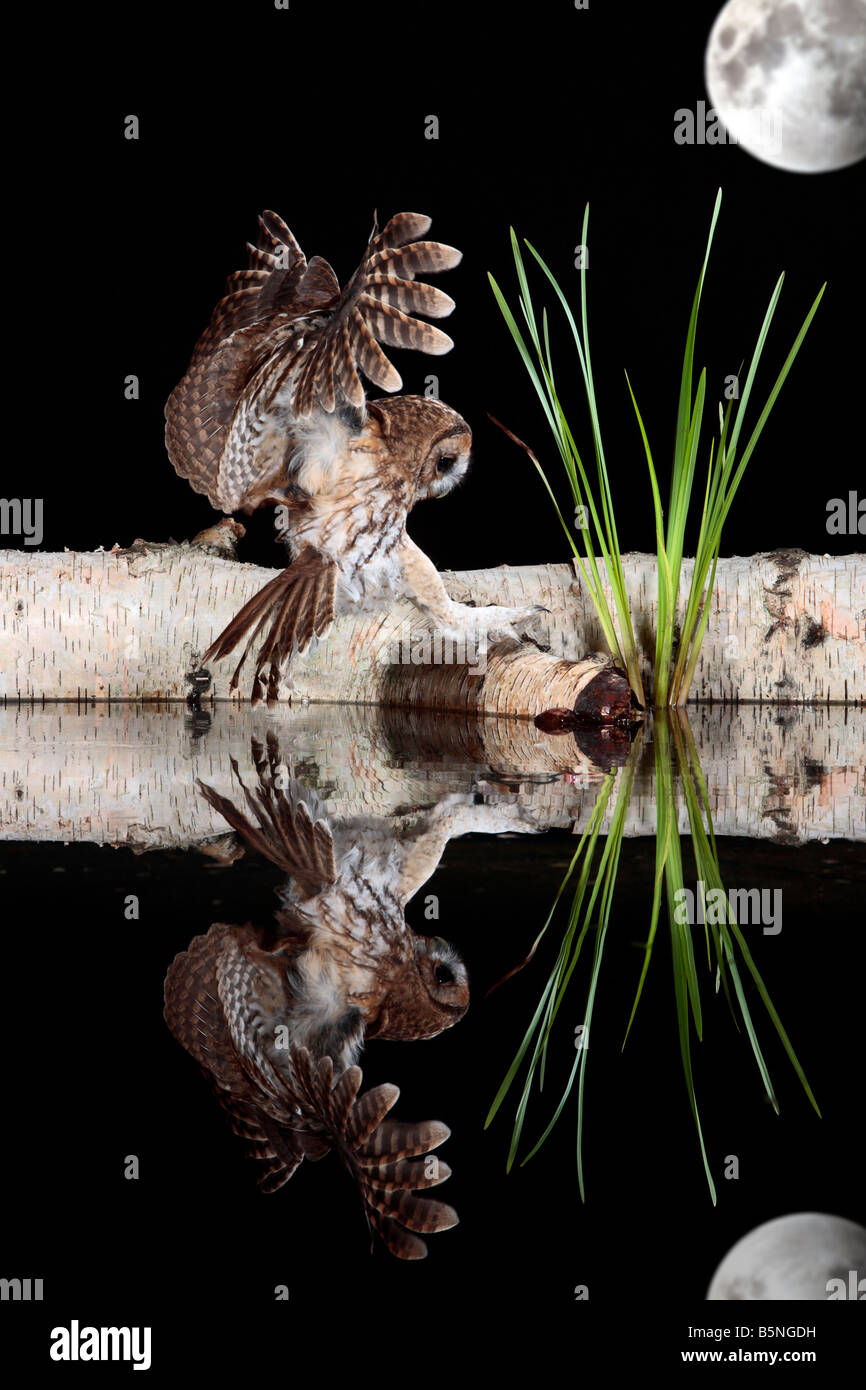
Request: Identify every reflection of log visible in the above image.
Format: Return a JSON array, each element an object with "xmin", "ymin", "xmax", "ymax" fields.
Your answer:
[
  {"xmin": 1, "ymin": 540, "xmax": 862, "ymax": 705},
  {"xmin": 1, "ymin": 703, "xmax": 862, "ymax": 847}
]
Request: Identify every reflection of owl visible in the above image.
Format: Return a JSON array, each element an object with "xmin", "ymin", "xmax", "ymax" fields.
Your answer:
[
  {"xmin": 164, "ymin": 735, "xmax": 472, "ymax": 1258},
  {"xmin": 165, "ymin": 210, "xmax": 542, "ymax": 702},
  {"xmin": 164, "ymin": 923, "xmax": 461, "ymax": 1260}
]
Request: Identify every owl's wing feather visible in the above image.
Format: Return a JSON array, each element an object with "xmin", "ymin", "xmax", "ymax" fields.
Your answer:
[
  {"xmin": 165, "ymin": 209, "xmax": 461, "ymax": 510},
  {"xmin": 288, "ymin": 1048, "xmax": 458, "ymax": 1260},
  {"xmin": 164, "ymin": 924, "xmax": 248, "ymax": 1092},
  {"xmin": 288, "ymin": 211, "xmax": 461, "ymax": 419},
  {"xmin": 165, "ymin": 210, "xmax": 319, "ymax": 509},
  {"xmin": 164, "ymin": 924, "xmax": 327, "ymax": 1192},
  {"xmin": 199, "ymin": 545, "xmax": 338, "ymax": 705},
  {"xmin": 166, "ymin": 924, "xmax": 302, "ymax": 1112}
]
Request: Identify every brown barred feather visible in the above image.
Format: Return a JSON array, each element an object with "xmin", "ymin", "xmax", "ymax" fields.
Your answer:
[
  {"xmin": 245, "ymin": 243, "xmax": 280, "ymax": 272},
  {"xmin": 367, "ymin": 241, "xmax": 463, "ymax": 278},
  {"xmin": 297, "ymin": 255, "xmax": 342, "ymax": 306},
  {"xmin": 330, "ymin": 1067, "xmax": 364, "ymax": 1135},
  {"xmin": 200, "ymin": 546, "xmax": 337, "ymax": 702},
  {"xmin": 357, "ymin": 296, "xmax": 454, "ymax": 355},
  {"xmin": 355, "ymin": 1116, "xmax": 451, "ymax": 1162},
  {"xmin": 336, "ymin": 321, "xmax": 365, "ymax": 407},
  {"xmin": 366, "ymin": 273, "xmax": 455, "ymax": 318},
  {"xmin": 288, "ymin": 212, "xmax": 461, "ymax": 417},
  {"xmin": 225, "ymin": 269, "xmax": 271, "ymax": 288},
  {"xmin": 374, "ymin": 1219, "xmax": 429, "ymax": 1260},
  {"xmin": 377, "ymin": 1188, "xmax": 458, "ymax": 1235},
  {"xmin": 372, "ymin": 211, "xmax": 433, "ymax": 246},
  {"xmin": 315, "ymin": 332, "xmax": 338, "ymax": 414},
  {"xmin": 166, "ymin": 208, "xmax": 462, "ymax": 510},
  {"xmin": 257, "ymin": 209, "xmax": 301, "ymax": 258},
  {"xmin": 363, "ymin": 1156, "xmax": 453, "ymax": 1192},
  {"xmin": 248, "ymin": 1114, "xmax": 306, "ymax": 1191},
  {"xmin": 290, "ymin": 340, "xmax": 324, "ymax": 420},
  {"xmin": 353, "ymin": 312, "xmax": 403, "ymax": 391},
  {"xmin": 346, "ymin": 1084, "xmax": 402, "ymax": 1149},
  {"xmin": 196, "ymin": 764, "xmax": 337, "ymax": 897}
]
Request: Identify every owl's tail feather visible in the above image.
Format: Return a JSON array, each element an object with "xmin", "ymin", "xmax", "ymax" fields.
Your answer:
[
  {"xmin": 197, "ymin": 755, "xmax": 337, "ymax": 898},
  {"xmin": 200, "ymin": 546, "xmax": 338, "ymax": 705}
]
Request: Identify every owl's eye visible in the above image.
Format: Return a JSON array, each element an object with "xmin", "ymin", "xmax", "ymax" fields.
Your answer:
[
  {"xmin": 434, "ymin": 962, "xmax": 455, "ymax": 985},
  {"xmin": 436, "ymin": 455, "xmax": 456, "ymax": 475}
]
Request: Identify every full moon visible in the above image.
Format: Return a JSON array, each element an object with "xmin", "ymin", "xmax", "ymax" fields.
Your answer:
[
  {"xmin": 705, "ymin": 0, "xmax": 866, "ymax": 172},
  {"xmin": 707, "ymin": 1212, "xmax": 866, "ymax": 1299}
]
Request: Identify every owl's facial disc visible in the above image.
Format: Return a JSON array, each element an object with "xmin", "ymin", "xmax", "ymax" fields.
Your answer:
[
  {"xmin": 416, "ymin": 936, "xmax": 470, "ymax": 1014},
  {"xmin": 365, "ymin": 396, "xmax": 471, "ymax": 502},
  {"xmin": 364, "ymin": 933, "xmax": 469, "ymax": 1043},
  {"xmin": 420, "ymin": 429, "xmax": 472, "ymax": 500}
]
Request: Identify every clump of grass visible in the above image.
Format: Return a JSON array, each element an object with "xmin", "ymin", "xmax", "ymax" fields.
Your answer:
[
  {"xmin": 486, "ymin": 711, "xmax": 819, "ymax": 1201},
  {"xmin": 489, "ymin": 190, "xmax": 825, "ymax": 707}
]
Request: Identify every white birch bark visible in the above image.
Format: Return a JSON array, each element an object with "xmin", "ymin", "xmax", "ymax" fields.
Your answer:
[
  {"xmin": 0, "ymin": 538, "xmax": 862, "ymax": 706},
  {"xmin": 1, "ymin": 703, "xmax": 862, "ymax": 846}
]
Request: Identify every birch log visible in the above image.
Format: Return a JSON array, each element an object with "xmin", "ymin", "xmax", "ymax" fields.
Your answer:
[
  {"xmin": 1, "ymin": 703, "xmax": 863, "ymax": 847},
  {"xmin": 0, "ymin": 536, "xmax": 863, "ymax": 706}
]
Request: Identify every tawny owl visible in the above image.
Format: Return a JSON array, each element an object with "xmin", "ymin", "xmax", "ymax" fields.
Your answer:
[
  {"xmin": 165, "ymin": 209, "xmax": 543, "ymax": 702},
  {"xmin": 164, "ymin": 734, "xmax": 472, "ymax": 1258}
]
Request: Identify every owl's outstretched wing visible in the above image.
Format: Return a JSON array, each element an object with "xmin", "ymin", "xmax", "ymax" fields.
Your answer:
[
  {"xmin": 163, "ymin": 922, "xmax": 326, "ymax": 1194},
  {"xmin": 164, "ymin": 926, "xmax": 457, "ymax": 1258},
  {"xmin": 165, "ymin": 209, "xmax": 461, "ymax": 513},
  {"xmin": 282, "ymin": 1047, "xmax": 458, "ymax": 1260},
  {"xmin": 285, "ymin": 211, "xmax": 460, "ymax": 419}
]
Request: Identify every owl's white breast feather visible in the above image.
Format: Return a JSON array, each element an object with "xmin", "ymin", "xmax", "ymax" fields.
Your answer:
[{"xmin": 279, "ymin": 397, "xmax": 359, "ymax": 497}]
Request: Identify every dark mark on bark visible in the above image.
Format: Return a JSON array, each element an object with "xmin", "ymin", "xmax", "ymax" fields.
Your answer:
[
  {"xmin": 801, "ymin": 616, "xmax": 827, "ymax": 648},
  {"xmin": 763, "ymin": 618, "xmax": 792, "ymax": 643},
  {"xmin": 764, "ymin": 547, "xmax": 807, "ymax": 587},
  {"xmin": 804, "ymin": 757, "xmax": 827, "ymax": 788},
  {"xmin": 760, "ymin": 549, "xmax": 809, "ymax": 644}
]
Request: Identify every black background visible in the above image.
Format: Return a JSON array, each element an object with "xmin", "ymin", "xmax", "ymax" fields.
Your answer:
[
  {"xmin": 27, "ymin": 1, "xmax": 865, "ymax": 564},
  {"xmin": 2, "ymin": 813, "xmax": 864, "ymax": 1370},
  {"xmin": 5, "ymin": 0, "xmax": 865, "ymax": 1374}
]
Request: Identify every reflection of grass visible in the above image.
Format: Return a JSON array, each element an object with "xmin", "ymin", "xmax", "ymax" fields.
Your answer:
[
  {"xmin": 486, "ymin": 730, "xmax": 641, "ymax": 1195},
  {"xmin": 489, "ymin": 190, "xmax": 824, "ymax": 707},
  {"xmin": 486, "ymin": 711, "xmax": 819, "ymax": 1202}
]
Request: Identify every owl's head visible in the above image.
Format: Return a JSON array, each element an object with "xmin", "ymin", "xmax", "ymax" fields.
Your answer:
[
  {"xmin": 367, "ymin": 396, "xmax": 471, "ymax": 502},
  {"xmin": 365, "ymin": 933, "xmax": 469, "ymax": 1042}
]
